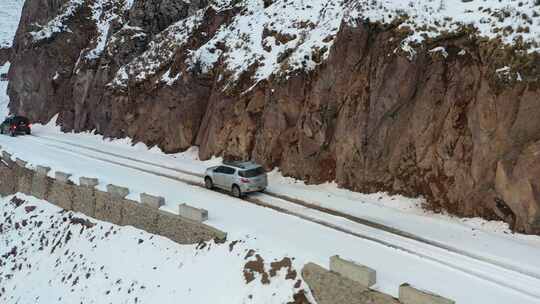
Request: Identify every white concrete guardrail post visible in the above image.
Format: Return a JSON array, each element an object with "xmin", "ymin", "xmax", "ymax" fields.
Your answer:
[
  {"xmin": 36, "ymin": 165, "xmax": 51, "ymax": 176},
  {"xmin": 399, "ymin": 283, "xmax": 455, "ymax": 304},
  {"xmin": 1, "ymin": 151, "xmax": 11, "ymax": 161},
  {"xmin": 106, "ymin": 184, "xmax": 130, "ymax": 199},
  {"xmin": 329, "ymin": 255, "xmax": 377, "ymax": 288},
  {"xmin": 55, "ymin": 171, "xmax": 72, "ymax": 184},
  {"xmin": 80, "ymin": 177, "xmax": 99, "ymax": 188},
  {"xmin": 141, "ymin": 193, "xmax": 165, "ymax": 209},
  {"xmin": 15, "ymin": 158, "xmax": 27, "ymax": 167},
  {"xmin": 179, "ymin": 204, "xmax": 209, "ymax": 222}
]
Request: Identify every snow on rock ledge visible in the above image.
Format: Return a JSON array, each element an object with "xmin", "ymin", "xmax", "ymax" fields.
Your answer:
[
  {"xmin": 29, "ymin": 0, "xmax": 85, "ymax": 41},
  {"xmin": 345, "ymin": 0, "xmax": 540, "ymax": 54}
]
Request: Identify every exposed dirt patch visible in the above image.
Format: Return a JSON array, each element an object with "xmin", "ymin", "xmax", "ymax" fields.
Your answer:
[
  {"xmin": 270, "ymin": 257, "xmax": 297, "ymax": 280},
  {"xmin": 196, "ymin": 241, "xmax": 207, "ymax": 250},
  {"xmin": 243, "ymin": 254, "xmax": 270, "ymax": 284},
  {"xmin": 70, "ymin": 217, "xmax": 96, "ymax": 229},
  {"xmin": 229, "ymin": 240, "xmax": 240, "ymax": 252},
  {"xmin": 24, "ymin": 206, "xmax": 36, "ymax": 213},
  {"xmin": 244, "ymin": 249, "xmax": 255, "ymax": 260},
  {"xmin": 10, "ymin": 197, "xmax": 25, "ymax": 208},
  {"xmin": 287, "ymin": 289, "xmax": 311, "ymax": 304}
]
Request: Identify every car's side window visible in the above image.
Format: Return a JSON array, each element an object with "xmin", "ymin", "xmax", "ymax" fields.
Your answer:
[
  {"xmin": 222, "ymin": 167, "xmax": 236, "ymax": 175},
  {"xmin": 214, "ymin": 166, "xmax": 225, "ymax": 173}
]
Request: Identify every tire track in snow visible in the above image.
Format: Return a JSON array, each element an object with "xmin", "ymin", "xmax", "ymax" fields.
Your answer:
[
  {"xmin": 24, "ymin": 134, "xmax": 540, "ymax": 300},
  {"xmin": 31, "ymin": 135, "xmax": 540, "ymax": 279}
]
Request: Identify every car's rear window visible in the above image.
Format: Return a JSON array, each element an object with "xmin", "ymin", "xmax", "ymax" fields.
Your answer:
[
  {"xmin": 13, "ymin": 117, "xmax": 29, "ymax": 124},
  {"xmin": 239, "ymin": 167, "xmax": 265, "ymax": 178}
]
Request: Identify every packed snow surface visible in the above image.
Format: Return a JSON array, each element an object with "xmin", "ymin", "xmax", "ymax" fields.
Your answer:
[
  {"xmin": 1, "ymin": 122, "xmax": 540, "ymax": 303},
  {"xmin": 0, "ymin": 194, "xmax": 311, "ymax": 304},
  {"xmin": 0, "ymin": 0, "xmax": 24, "ymax": 48}
]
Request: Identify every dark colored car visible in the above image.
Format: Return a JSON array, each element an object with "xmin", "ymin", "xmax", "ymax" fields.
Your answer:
[{"xmin": 0, "ymin": 116, "xmax": 31, "ymax": 137}]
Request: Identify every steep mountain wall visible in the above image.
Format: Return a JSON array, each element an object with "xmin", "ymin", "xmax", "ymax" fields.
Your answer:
[{"xmin": 6, "ymin": 0, "xmax": 540, "ymax": 233}]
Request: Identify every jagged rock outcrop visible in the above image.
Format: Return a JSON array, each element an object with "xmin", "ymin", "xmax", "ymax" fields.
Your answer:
[{"xmin": 7, "ymin": 0, "xmax": 540, "ymax": 233}]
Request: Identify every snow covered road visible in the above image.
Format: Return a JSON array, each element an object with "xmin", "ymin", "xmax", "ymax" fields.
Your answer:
[{"xmin": 1, "ymin": 125, "xmax": 540, "ymax": 303}]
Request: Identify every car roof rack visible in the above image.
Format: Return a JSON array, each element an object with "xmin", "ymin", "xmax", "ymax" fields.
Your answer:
[{"xmin": 222, "ymin": 160, "xmax": 258, "ymax": 169}]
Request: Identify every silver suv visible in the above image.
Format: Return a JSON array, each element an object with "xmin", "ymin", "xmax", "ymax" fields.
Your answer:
[{"xmin": 204, "ymin": 161, "xmax": 268, "ymax": 197}]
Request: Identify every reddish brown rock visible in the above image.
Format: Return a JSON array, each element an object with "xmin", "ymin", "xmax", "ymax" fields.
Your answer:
[{"xmin": 6, "ymin": 1, "xmax": 540, "ymax": 234}]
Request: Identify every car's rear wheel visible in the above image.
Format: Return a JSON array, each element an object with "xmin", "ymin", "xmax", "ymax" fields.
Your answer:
[
  {"xmin": 204, "ymin": 177, "xmax": 214, "ymax": 189},
  {"xmin": 232, "ymin": 185, "xmax": 242, "ymax": 198},
  {"xmin": 9, "ymin": 129, "xmax": 15, "ymax": 137}
]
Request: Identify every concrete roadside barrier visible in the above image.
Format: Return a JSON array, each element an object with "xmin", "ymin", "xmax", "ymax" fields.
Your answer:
[
  {"xmin": 49, "ymin": 171, "xmax": 75, "ymax": 210},
  {"xmin": 73, "ymin": 177, "xmax": 99, "ymax": 217},
  {"xmin": 330, "ymin": 255, "xmax": 377, "ymax": 288},
  {"xmin": 107, "ymin": 184, "xmax": 130, "ymax": 199},
  {"xmin": 399, "ymin": 283, "xmax": 455, "ymax": 304},
  {"xmin": 15, "ymin": 158, "xmax": 27, "ymax": 167},
  {"xmin": 31, "ymin": 165, "xmax": 51, "ymax": 199},
  {"xmin": 0, "ymin": 162, "xmax": 227, "ymax": 246},
  {"xmin": 80, "ymin": 177, "xmax": 99, "ymax": 188},
  {"xmin": 0, "ymin": 155, "xmax": 16, "ymax": 195},
  {"xmin": 1, "ymin": 151, "xmax": 12, "ymax": 161},
  {"xmin": 141, "ymin": 193, "xmax": 165, "ymax": 209},
  {"xmin": 157, "ymin": 209, "xmax": 226, "ymax": 244},
  {"xmin": 55, "ymin": 171, "xmax": 72, "ymax": 184},
  {"xmin": 36, "ymin": 165, "xmax": 51, "ymax": 176},
  {"xmin": 179, "ymin": 204, "xmax": 209, "ymax": 222},
  {"xmin": 302, "ymin": 262, "xmax": 399, "ymax": 304}
]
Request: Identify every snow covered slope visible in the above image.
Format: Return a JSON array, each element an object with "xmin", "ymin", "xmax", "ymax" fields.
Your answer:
[
  {"xmin": 0, "ymin": 194, "xmax": 312, "ymax": 304},
  {"xmin": 0, "ymin": 0, "xmax": 25, "ymax": 48},
  {"xmin": 112, "ymin": 0, "xmax": 540, "ymax": 88},
  {"xmin": 346, "ymin": 0, "xmax": 540, "ymax": 53}
]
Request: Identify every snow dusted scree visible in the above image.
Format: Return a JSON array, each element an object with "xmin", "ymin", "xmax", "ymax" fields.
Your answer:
[{"xmin": 0, "ymin": 152, "xmax": 226, "ymax": 245}]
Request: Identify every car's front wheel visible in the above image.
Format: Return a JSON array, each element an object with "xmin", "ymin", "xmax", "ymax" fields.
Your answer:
[
  {"xmin": 232, "ymin": 185, "xmax": 242, "ymax": 198},
  {"xmin": 204, "ymin": 177, "xmax": 214, "ymax": 190}
]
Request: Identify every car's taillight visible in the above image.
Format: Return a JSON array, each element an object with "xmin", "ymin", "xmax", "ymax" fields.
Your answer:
[
  {"xmin": 28, "ymin": 124, "xmax": 31, "ymax": 128},
  {"xmin": 240, "ymin": 178, "xmax": 251, "ymax": 183},
  {"xmin": 10, "ymin": 125, "xmax": 16, "ymax": 129}
]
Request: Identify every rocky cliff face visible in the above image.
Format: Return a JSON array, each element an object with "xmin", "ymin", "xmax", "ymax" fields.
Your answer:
[{"xmin": 7, "ymin": 0, "xmax": 540, "ymax": 233}]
